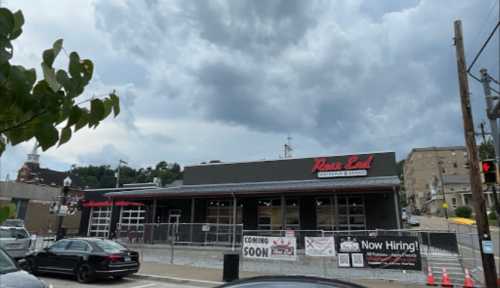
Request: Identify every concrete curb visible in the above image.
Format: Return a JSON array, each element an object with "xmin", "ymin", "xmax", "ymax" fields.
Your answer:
[{"xmin": 129, "ymin": 273, "xmax": 224, "ymax": 287}]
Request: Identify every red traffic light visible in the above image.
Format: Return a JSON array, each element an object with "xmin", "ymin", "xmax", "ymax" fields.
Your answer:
[
  {"xmin": 482, "ymin": 162, "xmax": 491, "ymax": 172},
  {"xmin": 481, "ymin": 160, "xmax": 497, "ymax": 184}
]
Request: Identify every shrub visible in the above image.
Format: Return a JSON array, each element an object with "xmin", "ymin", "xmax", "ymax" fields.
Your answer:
[
  {"xmin": 455, "ymin": 206, "xmax": 473, "ymax": 218},
  {"xmin": 489, "ymin": 211, "xmax": 497, "ymax": 220}
]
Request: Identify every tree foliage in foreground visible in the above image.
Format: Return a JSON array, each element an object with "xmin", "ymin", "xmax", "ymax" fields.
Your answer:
[{"xmin": 0, "ymin": 7, "xmax": 120, "ymax": 157}]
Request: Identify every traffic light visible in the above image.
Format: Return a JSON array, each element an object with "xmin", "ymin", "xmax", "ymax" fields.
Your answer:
[{"xmin": 481, "ymin": 160, "xmax": 497, "ymax": 184}]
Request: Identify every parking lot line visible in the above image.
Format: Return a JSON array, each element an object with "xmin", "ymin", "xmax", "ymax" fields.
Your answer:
[{"xmin": 130, "ymin": 284, "xmax": 157, "ymax": 288}]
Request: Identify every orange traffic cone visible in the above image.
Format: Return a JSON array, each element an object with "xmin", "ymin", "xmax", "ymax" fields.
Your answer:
[
  {"xmin": 426, "ymin": 266, "xmax": 436, "ymax": 286},
  {"xmin": 441, "ymin": 268, "xmax": 452, "ymax": 287},
  {"xmin": 463, "ymin": 268, "xmax": 474, "ymax": 288}
]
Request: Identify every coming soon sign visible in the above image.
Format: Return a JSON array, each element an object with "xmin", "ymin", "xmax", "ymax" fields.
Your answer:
[{"xmin": 242, "ymin": 236, "xmax": 297, "ymax": 261}]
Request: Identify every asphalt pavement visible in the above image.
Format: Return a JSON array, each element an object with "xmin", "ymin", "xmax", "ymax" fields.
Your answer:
[{"xmin": 39, "ymin": 275, "xmax": 203, "ymax": 288}]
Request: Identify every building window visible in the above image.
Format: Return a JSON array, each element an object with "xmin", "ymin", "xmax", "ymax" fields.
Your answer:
[
  {"xmin": 316, "ymin": 197, "xmax": 335, "ymax": 231},
  {"xmin": 452, "ymin": 198, "xmax": 457, "ymax": 208},
  {"xmin": 206, "ymin": 199, "xmax": 242, "ymax": 243},
  {"xmin": 337, "ymin": 195, "xmax": 366, "ymax": 231},
  {"xmin": 257, "ymin": 198, "xmax": 282, "ymax": 230},
  {"xmin": 285, "ymin": 199, "xmax": 300, "ymax": 230},
  {"xmin": 11, "ymin": 198, "xmax": 29, "ymax": 220},
  {"xmin": 88, "ymin": 207, "xmax": 111, "ymax": 238}
]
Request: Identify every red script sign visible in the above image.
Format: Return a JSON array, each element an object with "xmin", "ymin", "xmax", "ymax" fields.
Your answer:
[{"xmin": 312, "ymin": 155, "xmax": 374, "ymax": 173}]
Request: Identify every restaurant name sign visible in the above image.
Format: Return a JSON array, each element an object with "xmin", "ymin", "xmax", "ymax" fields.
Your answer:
[{"xmin": 312, "ymin": 155, "xmax": 374, "ymax": 178}]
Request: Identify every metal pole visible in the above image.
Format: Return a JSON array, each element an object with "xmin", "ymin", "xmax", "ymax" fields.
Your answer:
[
  {"xmin": 55, "ymin": 186, "xmax": 68, "ymax": 240},
  {"xmin": 480, "ymin": 69, "xmax": 500, "ymax": 226},
  {"xmin": 232, "ymin": 195, "xmax": 237, "ymax": 251},
  {"xmin": 454, "ymin": 20, "xmax": 498, "ymax": 287}
]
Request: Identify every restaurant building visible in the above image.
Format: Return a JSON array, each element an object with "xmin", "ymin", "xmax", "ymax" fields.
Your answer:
[{"xmin": 99, "ymin": 152, "xmax": 401, "ymax": 243}]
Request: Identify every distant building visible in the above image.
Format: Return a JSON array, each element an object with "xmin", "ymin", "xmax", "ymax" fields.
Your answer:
[
  {"xmin": 403, "ymin": 146, "xmax": 469, "ymax": 214},
  {"xmin": 16, "ymin": 145, "xmax": 82, "ymax": 188},
  {"xmin": 0, "ymin": 146, "xmax": 83, "ymax": 234}
]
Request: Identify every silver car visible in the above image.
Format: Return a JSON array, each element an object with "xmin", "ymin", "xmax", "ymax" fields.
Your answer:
[{"xmin": 0, "ymin": 226, "xmax": 31, "ymax": 259}]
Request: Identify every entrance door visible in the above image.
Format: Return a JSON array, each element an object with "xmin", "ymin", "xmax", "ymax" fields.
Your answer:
[{"xmin": 167, "ymin": 210, "xmax": 181, "ymax": 242}]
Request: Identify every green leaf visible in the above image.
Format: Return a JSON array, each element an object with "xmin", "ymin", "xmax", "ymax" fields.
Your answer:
[
  {"xmin": 35, "ymin": 121, "xmax": 59, "ymax": 151},
  {"xmin": 80, "ymin": 59, "xmax": 93, "ymax": 83},
  {"xmin": 74, "ymin": 109, "xmax": 89, "ymax": 132},
  {"xmin": 90, "ymin": 98, "xmax": 105, "ymax": 123},
  {"xmin": 68, "ymin": 52, "xmax": 81, "ymax": 79},
  {"xmin": 103, "ymin": 98, "xmax": 113, "ymax": 119},
  {"xmin": 66, "ymin": 106, "xmax": 82, "ymax": 127},
  {"xmin": 12, "ymin": 11, "xmax": 24, "ymax": 32},
  {"xmin": 41, "ymin": 62, "xmax": 60, "ymax": 92},
  {"xmin": 110, "ymin": 92, "xmax": 120, "ymax": 117},
  {"xmin": 42, "ymin": 39, "xmax": 63, "ymax": 68},
  {"xmin": 42, "ymin": 49, "xmax": 55, "ymax": 67},
  {"xmin": 58, "ymin": 126, "xmax": 72, "ymax": 146},
  {"xmin": 0, "ymin": 39, "xmax": 13, "ymax": 63},
  {"xmin": 52, "ymin": 39, "xmax": 63, "ymax": 56},
  {"xmin": 56, "ymin": 70, "xmax": 71, "ymax": 92},
  {"xmin": 0, "ymin": 8, "xmax": 14, "ymax": 37},
  {"xmin": 0, "ymin": 137, "xmax": 5, "ymax": 156}
]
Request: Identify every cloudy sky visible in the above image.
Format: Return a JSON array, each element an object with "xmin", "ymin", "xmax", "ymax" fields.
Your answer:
[{"xmin": 1, "ymin": 0, "xmax": 499, "ymax": 179}]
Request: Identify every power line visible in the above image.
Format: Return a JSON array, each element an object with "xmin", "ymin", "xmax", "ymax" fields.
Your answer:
[
  {"xmin": 467, "ymin": 21, "xmax": 500, "ymax": 73},
  {"xmin": 469, "ymin": 0, "xmax": 499, "ymax": 52}
]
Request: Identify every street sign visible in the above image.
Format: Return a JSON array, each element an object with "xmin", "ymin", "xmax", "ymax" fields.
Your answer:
[{"xmin": 482, "ymin": 240, "xmax": 494, "ymax": 254}]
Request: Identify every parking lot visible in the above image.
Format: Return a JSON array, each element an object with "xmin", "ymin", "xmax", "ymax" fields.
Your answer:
[{"xmin": 39, "ymin": 275, "xmax": 205, "ymax": 288}]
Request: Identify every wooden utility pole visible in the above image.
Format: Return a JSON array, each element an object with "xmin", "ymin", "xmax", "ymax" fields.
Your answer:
[{"xmin": 454, "ymin": 20, "xmax": 498, "ymax": 287}]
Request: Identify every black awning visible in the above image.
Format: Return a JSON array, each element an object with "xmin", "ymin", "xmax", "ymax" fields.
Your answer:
[{"xmin": 105, "ymin": 176, "xmax": 400, "ymax": 199}]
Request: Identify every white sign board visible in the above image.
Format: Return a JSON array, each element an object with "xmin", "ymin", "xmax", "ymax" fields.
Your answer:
[
  {"xmin": 242, "ymin": 236, "xmax": 297, "ymax": 261},
  {"xmin": 305, "ymin": 237, "xmax": 336, "ymax": 257},
  {"xmin": 317, "ymin": 170, "xmax": 367, "ymax": 178}
]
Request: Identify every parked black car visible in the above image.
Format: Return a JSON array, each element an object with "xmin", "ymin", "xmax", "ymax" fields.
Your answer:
[
  {"xmin": 216, "ymin": 276, "xmax": 367, "ymax": 288},
  {"xmin": 24, "ymin": 238, "xmax": 139, "ymax": 283},
  {"xmin": 0, "ymin": 247, "xmax": 50, "ymax": 288}
]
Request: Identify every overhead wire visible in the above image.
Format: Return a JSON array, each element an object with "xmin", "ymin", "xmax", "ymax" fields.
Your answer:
[{"xmin": 467, "ymin": 21, "xmax": 500, "ymax": 73}]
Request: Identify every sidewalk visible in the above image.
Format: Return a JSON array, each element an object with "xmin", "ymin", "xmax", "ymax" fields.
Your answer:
[{"xmin": 136, "ymin": 261, "xmax": 427, "ymax": 288}]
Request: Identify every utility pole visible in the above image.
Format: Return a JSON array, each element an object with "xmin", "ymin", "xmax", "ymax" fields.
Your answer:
[
  {"xmin": 454, "ymin": 20, "xmax": 498, "ymax": 287},
  {"xmin": 115, "ymin": 159, "xmax": 127, "ymax": 188},
  {"xmin": 480, "ymin": 68, "xmax": 500, "ymax": 227}
]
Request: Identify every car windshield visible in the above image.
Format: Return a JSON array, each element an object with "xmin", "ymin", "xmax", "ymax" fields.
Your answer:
[
  {"xmin": 95, "ymin": 240, "xmax": 126, "ymax": 253},
  {"xmin": 0, "ymin": 249, "xmax": 17, "ymax": 273},
  {"xmin": 0, "ymin": 228, "xmax": 28, "ymax": 239}
]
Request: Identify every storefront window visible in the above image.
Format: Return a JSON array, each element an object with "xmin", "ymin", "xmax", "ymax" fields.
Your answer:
[
  {"xmin": 285, "ymin": 199, "xmax": 300, "ymax": 229},
  {"xmin": 206, "ymin": 199, "xmax": 242, "ymax": 244},
  {"xmin": 316, "ymin": 197, "xmax": 335, "ymax": 230},
  {"xmin": 337, "ymin": 195, "xmax": 366, "ymax": 230},
  {"xmin": 257, "ymin": 198, "xmax": 282, "ymax": 230}
]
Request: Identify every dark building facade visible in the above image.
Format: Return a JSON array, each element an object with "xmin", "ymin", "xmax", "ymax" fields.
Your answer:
[{"xmin": 100, "ymin": 152, "xmax": 401, "ymax": 242}]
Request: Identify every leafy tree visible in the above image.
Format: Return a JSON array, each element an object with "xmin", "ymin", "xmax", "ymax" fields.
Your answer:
[
  {"xmin": 0, "ymin": 7, "xmax": 120, "ymax": 156},
  {"xmin": 479, "ymin": 139, "xmax": 495, "ymax": 160},
  {"xmin": 72, "ymin": 161, "xmax": 183, "ymax": 188}
]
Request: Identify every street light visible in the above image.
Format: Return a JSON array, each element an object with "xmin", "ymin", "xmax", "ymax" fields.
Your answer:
[{"xmin": 56, "ymin": 176, "xmax": 72, "ymax": 240}]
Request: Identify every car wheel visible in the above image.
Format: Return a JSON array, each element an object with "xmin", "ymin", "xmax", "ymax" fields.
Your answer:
[
  {"xmin": 24, "ymin": 258, "xmax": 38, "ymax": 276},
  {"xmin": 76, "ymin": 263, "xmax": 95, "ymax": 283}
]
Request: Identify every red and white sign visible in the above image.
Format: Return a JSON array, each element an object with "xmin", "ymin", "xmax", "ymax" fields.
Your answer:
[{"xmin": 312, "ymin": 155, "xmax": 373, "ymax": 178}]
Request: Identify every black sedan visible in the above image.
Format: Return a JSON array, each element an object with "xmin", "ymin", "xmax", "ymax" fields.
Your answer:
[
  {"xmin": 24, "ymin": 238, "xmax": 139, "ymax": 283},
  {"xmin": 216, "ymin": 276, "xmax": 367, "ymax": 288},
  {"xmin": 0, "ymin": 247, "xmax": 50, "ymax": 288}
]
